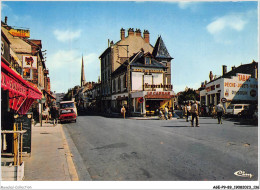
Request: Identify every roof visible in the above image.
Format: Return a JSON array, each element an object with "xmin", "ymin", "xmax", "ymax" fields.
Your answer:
[
  {"xmin": 111, "ymin": 50, "xmax": 167, "ymax": 77},
  {"xmin": 152, "ymin": 36, "xmax": 173, "ymax": 60},
  {"xmin": 130, "ymin": 51, "xmax": 167, "ymax": 69},
  {"xmin": 1, "ymin": 26, "xmax": 31, "ymax": 54},
  {"xmin": 207, "ymin": 61, "xmax": 258, "ymax": 84}
]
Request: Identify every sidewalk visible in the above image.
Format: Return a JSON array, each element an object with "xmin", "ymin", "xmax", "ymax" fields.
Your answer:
[{"xmin": 23, "ymin": 121, "xmax": 78, "ymax": 181}]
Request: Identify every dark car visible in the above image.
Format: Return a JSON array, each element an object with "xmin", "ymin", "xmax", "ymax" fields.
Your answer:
[{"xmin": 59, "ymin": 108, "xmax": 77, "ymax": 123}]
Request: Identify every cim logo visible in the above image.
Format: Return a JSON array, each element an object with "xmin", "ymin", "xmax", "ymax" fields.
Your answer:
[{"xmin": 234, "ymin": 170, "xmax": 253, "ymax": 178}]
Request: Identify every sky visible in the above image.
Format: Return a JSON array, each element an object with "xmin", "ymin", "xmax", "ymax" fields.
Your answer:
[{"xmin": 1, "ymin": 1, "xmax": 258, "ymax": 94}]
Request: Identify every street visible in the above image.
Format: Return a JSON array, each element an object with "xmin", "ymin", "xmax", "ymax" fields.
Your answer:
[{"xmin": 63, "ymin": 116, "xmax": 258, "ymax": 181}]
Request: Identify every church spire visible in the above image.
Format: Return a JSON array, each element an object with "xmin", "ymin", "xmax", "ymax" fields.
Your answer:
[{"xmin": 81, "ymin": 55, "xmax": 86, "ymax": 87}]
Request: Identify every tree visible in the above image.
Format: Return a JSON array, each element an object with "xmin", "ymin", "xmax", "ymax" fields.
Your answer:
[{"xmin": 178, "ymin": 88, "xmax": 200, "ymax": 105}]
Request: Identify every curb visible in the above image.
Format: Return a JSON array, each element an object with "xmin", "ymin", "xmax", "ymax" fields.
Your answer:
[{"xmin": 59, "ymin": 124, "xmax": 79, "ymax": 181}]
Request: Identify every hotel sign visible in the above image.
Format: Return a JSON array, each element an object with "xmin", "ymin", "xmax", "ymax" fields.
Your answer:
[
  {"xmin": 9, "ymin": 29, "xmax": 30, "ymax": 38},
  {"xmin": 133, "ymin": 68, "xmax": 163, "ymax": 73}
]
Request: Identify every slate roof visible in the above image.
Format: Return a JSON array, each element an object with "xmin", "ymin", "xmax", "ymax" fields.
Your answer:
[
  {"xmin": 152, "ymin": 36, "xmax": 173, "ymax": 59},
  {"xmin": 222, "ymin": 61, "xmax": 258, "ymax": 79},
  {"xmin": 207, "ymin": 61, "xmax": 258, "ymax": 84},
  {"xmin": 130, "ymin": 51, "xmax": 167, "ymax": 69},
  {"xmin": 112, "ymin": 50, "xmax": 167, "ymax": 77}
]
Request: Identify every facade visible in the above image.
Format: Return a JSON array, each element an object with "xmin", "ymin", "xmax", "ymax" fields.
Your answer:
[
  {"xmin": 200, "ymin": 61, "xmax": 258, "ymax": 109},
  {"xmin": 99, "ymin": 28, "xmax": 173, "ymax": 114},
  {"xmin": 111, "ymin": 50, "xmax": 174, "ymax": 116},
  {"xmin": 1, "ymin": 24, "xmax": 42, "ymax": 160}
]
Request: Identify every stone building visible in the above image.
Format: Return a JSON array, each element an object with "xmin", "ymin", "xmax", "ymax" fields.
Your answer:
[{"xmin": 99, "ymin": 28, "xmax": 173, "ymax": 113}]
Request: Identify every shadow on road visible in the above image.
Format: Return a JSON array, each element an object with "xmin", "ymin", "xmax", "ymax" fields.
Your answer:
[{"xmin": 161, "ymin": 125, "xmax": 189, "ymax": 128}]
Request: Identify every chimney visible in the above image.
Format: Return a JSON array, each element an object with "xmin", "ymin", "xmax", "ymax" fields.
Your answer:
[
  {"xmin": 222, "ymin": 65, "xmax": 227, "ymax": 75},
  {"xmin": 110, "ymin": 40, "xmax": 114, "ymax": 46},
  {"xmin": 128, "ymin": 28, "xmax": 134, "ymax": 36},
  {"xmin": 4, "ymin": 16, "xmax": 7, "ymax": 24},
  {"xmin": 143, "ymin": 30, "xmax": 150, "ymax": 43},
  {"xmin": 120, "ymin": 28, "xmax": 125, "ymax": 40},
  {"xmin": 232, "ymin": 66, "xmax": 236, "ymax": 71},
  {"xmin": 135, "ymin": 28, "xmax": 141, "ymax": 37},
  {"xmin": 254, "ymin": 64, "xmax": 258, "ymax": 79}
]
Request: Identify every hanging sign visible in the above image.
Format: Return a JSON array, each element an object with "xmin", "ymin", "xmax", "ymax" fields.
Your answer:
[{"xmin": 23, "ymin": 56, "xmax": 37, "ymax": 69}]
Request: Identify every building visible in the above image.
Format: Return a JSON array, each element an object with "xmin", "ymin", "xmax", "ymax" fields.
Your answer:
[
  {"xmin": 200, "ymin": 61, "xmax": 258, "ymax": 109},
  {"xmin": 1, "ymin": 19, "xmax": 55, "ymax": 122},
  {"xmin": 111, "ymin": 49, "xmax": 174, "ymax": 116},
  {"xmin": 1, "ymin": 22, "xmax": 42, "ymax": 179},
  {"xmin": 99, "ymin": 28, "xmax": 173, "ymax": 113}
]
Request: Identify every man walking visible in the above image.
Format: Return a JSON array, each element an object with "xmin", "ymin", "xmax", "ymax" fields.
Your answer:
[
  {"xmin": 216, "ymin": 102, "xmax": 225, "ymax": 124},
  {"xmin": 121, "ymin": 106, "xmax": 126, "ymax": 119},
  {"xmin": 190, "ymin": 101, "xmax": 199, "ymax": 127}
]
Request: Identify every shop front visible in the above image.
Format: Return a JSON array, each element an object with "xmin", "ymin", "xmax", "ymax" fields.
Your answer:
[
  {"xmin": 200, "ymin": 73, "xmax": 258, "ymax": 109},
  {"xmin": 131, "ymin": 91, "xmax": 174, "ymax": 116},
  {"xmin": 1, "ymin": 58, "xmax": 42, "ymax": 180}
]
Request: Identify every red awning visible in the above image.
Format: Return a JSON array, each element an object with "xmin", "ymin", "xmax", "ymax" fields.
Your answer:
[{"xmin": 1, "ymin": 59, "xmax": 42, "ymax": 114}]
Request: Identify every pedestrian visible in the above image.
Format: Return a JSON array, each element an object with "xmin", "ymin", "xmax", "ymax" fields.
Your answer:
[
  {"xmin": 216, "ymin": 102, "xmax": 225, "ymax": 124},
  {"xmin": 190, "ymin": 101, "xmax": 199, "ymax": 127},
  {"xmin": 52, "ymin": 107, "xmax": 59, "ymax": 126},
  {"xmin": 186, "ymin": 102, "xmax": 191, "ymax": 122},
  {"xmin": 44, "ymin": 105, "xmax": 50, "ymax": 123},
  {"xmin": 164, "ymin": 106, "xmax": 169, "ymax": 120},
  {"xmin": 121, "ymin": 106, "xmax": 126, "ymax": 119}
]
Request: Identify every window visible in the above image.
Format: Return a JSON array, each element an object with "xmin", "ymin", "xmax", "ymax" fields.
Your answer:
[
  {"xmin": 145, "ymin": 57, "xmax": 151, "ymax": 65},
  {"xmin": 123, "ymin": 74, "xmax": 126, "ymax": 89},
  {"xmin": 118, "ymin": 76, "xmax": 121, "ymax": 92}
]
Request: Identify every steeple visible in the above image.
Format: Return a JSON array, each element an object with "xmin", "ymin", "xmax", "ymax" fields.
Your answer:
[{"xmin": 81, "ymin": 55, "xmax": 86, "ymax": 87}]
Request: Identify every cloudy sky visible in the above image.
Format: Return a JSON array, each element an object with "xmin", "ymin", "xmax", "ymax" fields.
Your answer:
[{"xmin": 1, "ymin": 1, "xmax": 258, "ymax": 93}]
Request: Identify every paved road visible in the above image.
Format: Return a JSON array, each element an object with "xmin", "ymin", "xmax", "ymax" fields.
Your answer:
[{"xmin": 63, "ymin": 116, "xmax": 258, "ymax": 181}]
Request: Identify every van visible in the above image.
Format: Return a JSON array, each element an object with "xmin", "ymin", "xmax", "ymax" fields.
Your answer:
[
  {"xmin": 229, "ymin": 104, "xmax": 249, "ymax": 115},
  {"xmin": 59, "ymin": 101, "xmax": 78, "ymax": 116}
]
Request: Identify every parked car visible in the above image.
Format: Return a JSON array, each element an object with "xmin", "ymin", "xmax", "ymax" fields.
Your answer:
[
  {"xmin": 238, "ymin": 104, "xmax": 257, "ymax": 119},
  {"xmin": 59, "ymin": 108, "xmax": 77, "ymax": 123},
  {"xmin": 226, "ymin": 104, "xmax": 234, "ymax": 116},
  {"xmin": 59, "ymin": 100, "xmax": 78, "ymax": 116},
  {"xmin": 226, "ymin": 104, "xmax": 249, "ymax": 116}
]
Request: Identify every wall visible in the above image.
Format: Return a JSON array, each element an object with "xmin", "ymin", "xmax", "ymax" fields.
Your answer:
[{"xmin": 113, "ymin": 33, "xmax": 154, "ymax": 72}]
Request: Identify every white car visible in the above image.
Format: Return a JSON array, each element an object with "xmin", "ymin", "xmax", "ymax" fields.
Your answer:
[{"xmin": 227, "ymin": 104, "xmax": 250, "ymax": 115}]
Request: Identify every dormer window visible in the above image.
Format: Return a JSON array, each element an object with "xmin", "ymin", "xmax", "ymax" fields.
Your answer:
[{"xmin": 145, "ymin": 57, "xmax": 151, "ymax": 65}]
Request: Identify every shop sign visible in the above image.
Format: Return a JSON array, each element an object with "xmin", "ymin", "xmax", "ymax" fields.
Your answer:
[
  {"xmin": 23, "ymin": 68, "xmax": 32, "ymax": 79},
  {"xmin": 9, "ymin": 28, "xmax": 30, "ymax": 38},
  {"xmin": 224, "ymin": 82, "xmax": 250, "ymax": 88},
  {"xmin": 206, "ymin": 85, "xmax": 215, "ymax": 92},
  {"xmin": 238, "ymin": 74, "xmax": 250, "ymax": 81},
  {"xmin": 1, "ymin": 72, "xmax": 27, "ymax": 96},
  {"xmin": 147, "ymin": 91, "xmax": 171, "ymax": 96},
  {"xmin": 23, "ymin": 56, "xmax": 37, "ymax": 69},
  {"xmin": 146, "ymin": 91, "xmax": 173, "ymax": 99},
  {"xmin": 144, "ymin": 83, "xmax": 172, "ymax": 89}
]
